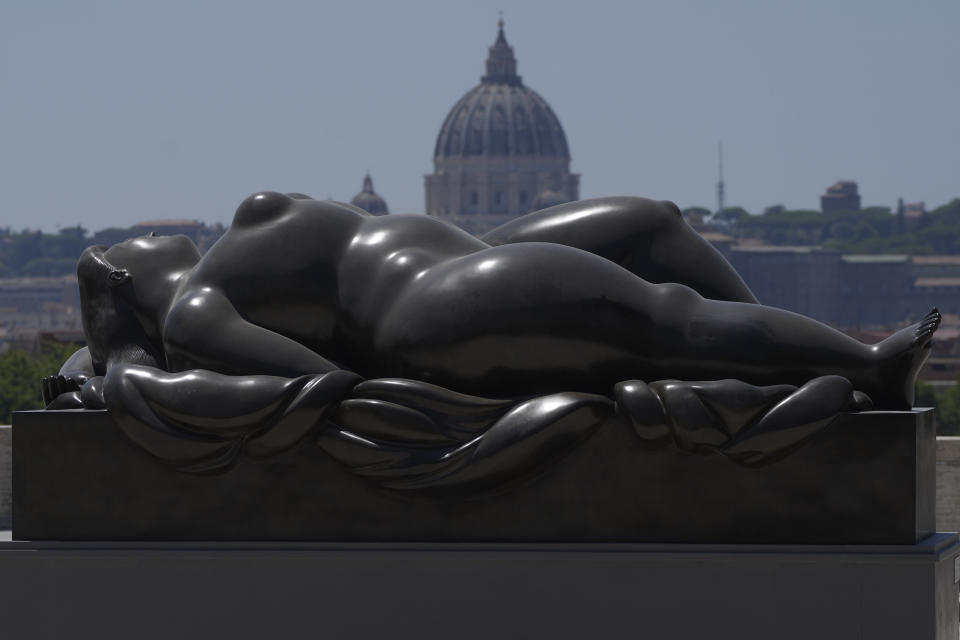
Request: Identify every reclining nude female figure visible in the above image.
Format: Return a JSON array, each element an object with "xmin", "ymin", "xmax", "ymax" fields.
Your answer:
[{"xmin": 74, "ymin": 192, "xmax": 938, "ymax": 410}]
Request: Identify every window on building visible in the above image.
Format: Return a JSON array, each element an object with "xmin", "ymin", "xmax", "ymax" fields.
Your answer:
[
  {"xmin": 471, "ymin": 192, "xmax": 478, "ymax": 205},
  {"xmin": 519, "ymin": 191, "xmax": 527, "ymax": 206},
  {"xmin": 494, "ymin": 191, "xmax": 502, "ymax": 205}
]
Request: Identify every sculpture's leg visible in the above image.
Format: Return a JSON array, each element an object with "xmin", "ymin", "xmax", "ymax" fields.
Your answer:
[
  {"xmin": 481, "ymin": 196, "xmax": 758, "ymax": 303},
  {"xmin": 645, "ymin": 285, "xmax": 939, "ymax": 409},
  {"xmin": 381, "ymin": 243, "xmax": 936, "ymax": 409}
]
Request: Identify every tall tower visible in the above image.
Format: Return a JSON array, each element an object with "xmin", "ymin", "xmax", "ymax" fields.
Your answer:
[
  {"xmin": 425, "ymin": 20, "xmax": 579, "ymax": 235},
  {"xmin": 716, "ymin": 141, "xmax": 725, "ymax": 215}
]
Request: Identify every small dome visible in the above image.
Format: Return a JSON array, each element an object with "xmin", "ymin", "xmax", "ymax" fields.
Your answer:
[
  {"xmin": 433, "ymin": 23, "xmax": 570, "ymax": 160},
  {"xmin": 350, "ymin": 173, "xmax": 389, "ymax": 215}
]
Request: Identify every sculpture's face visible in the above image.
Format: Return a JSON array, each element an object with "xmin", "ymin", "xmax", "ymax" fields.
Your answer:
[{"xmin": 78, "ymin": 234, "xmax": 200, "ymax": 374}]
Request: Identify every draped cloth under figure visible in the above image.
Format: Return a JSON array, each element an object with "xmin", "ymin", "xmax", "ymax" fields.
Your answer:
[{"xmin": 100, "ymin": 364, "xmax": 869, "ymax": 494}]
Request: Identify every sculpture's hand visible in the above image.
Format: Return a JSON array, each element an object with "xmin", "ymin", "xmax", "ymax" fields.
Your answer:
[
  {"xmin": 41, "ymin": 374, "xmax": 84, "ymax": 408},
  {"xmin": 42, "ymin": 346, "xmax": 98, "ymax": 409},
  {"xmin": 42, "ymin": 374, "xmax": 79, "ymax": 405},
  {"xmin": 42, "ymin": 371, "xmax": 104, "ymax": 410}
]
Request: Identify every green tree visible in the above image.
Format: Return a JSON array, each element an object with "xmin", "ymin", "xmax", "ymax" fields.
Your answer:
[
  {"xmin": 715, "ymin": 207, "xmax": 750, "ymax": 223},
  {"xmin": 916, "ymin": 380, "xmax": 938, "ymax": 409},
  {"xmin": 21, "ymin": 257, "xmax": 79, "ymax": 276},
  {"xmin": 0, "ymin": 341, "xmax": 82, "ymax": 423},
  {"xmin": 915, "ymin": 379, "xmax": 960, "ymax": 436},
  {"xmin": 930, "ymin": 198, "xmax": 960, "ymax": 224},
  {"xmin": 3, "ymin": 231, "xmax": 43, "ymax": 271},
  {"xmin": 916, "ymin": 225, "xmax": 960, "ymax": 254},
  {"xmin": 939, "ymin": 381, "xmax": 960, "ymax": 436},
  {"xmin": 92, "ymin": 227, "xmax": 138, "ymax": 246}
]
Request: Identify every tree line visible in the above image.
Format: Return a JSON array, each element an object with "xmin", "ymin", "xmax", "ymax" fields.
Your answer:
[
  {"xmin": 0, "ymin": 341, "xmax": 80, "ymax": 423},
  {"xmin": 916, "ymin": 381, "xmax": 960, "ymax": 436},
  {"xmin": 0, "ymin": 225, "xmax": 146, "ymax": 278},
  {"xmin": 686, "ymin": 197, "xmax": 960, "ymax": 254},
  {"xmin": 2, "ymin": 197, "xmax": 959, "ymax": 280}
]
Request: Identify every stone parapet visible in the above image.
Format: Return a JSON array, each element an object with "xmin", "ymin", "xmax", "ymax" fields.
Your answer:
[
  {"xmin": 0, "ymin": 426, "xmax": 8, "ymax": 528},
  {"xmin": 936, "ymin": 436, "xmax": 960, "ymax": 531},
  {"xmin": 0, "ymin": 536, "xmax": 957, "ymax": 640}
]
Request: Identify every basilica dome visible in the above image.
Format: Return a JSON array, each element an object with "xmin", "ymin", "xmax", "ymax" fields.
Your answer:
[
  {"xmin": 425, "ymin": 21, "xmax": 579, "ymax": 235},
  {"xmin": 433, "ymin": 28, "xmax": 570, "ymax": 160}
]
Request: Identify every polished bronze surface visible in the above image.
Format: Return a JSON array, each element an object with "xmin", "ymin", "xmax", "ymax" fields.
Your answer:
[{"xmin": 43, "ymin": 193, "xmax": 940, "ymax": 483}]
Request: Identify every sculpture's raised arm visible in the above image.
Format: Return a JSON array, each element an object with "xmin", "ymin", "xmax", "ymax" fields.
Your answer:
[{"xmin": 481, "ymin": 196, "xmax": 758, "ymax": 304}]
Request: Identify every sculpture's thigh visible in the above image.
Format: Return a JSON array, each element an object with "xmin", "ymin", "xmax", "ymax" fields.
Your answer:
[{"xmin": 375, "ymin": 244, "xmax": 670, "ymax": 391}]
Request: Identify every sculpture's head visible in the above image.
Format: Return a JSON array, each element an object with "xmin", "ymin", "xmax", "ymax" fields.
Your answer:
[{"xmin": 78, "ymin": 234, "xmax": 201, "ymax": 375}]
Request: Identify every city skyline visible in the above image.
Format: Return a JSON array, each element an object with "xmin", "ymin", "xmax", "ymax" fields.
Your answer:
[{"xmin": 2, "ymin": 0, "xmax": 957, "ymax": 231}]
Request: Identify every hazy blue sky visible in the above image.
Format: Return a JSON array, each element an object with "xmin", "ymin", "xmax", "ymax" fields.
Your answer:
[{"xmin": 2, "ymin": 0, "xmax": 957, "ymax": 231}]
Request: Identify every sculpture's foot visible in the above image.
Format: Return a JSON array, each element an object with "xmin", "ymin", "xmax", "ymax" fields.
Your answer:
[{"xmin": 871, "ymin": 308, "xmax": 940, "ymax": 410}]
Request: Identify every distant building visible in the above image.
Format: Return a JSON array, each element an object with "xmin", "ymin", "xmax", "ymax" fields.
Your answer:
[
  {"xmin": 0, "ymin": 277, "xmax": 84, "ymax": 350},
  {"xmin": 837, "ymin": 254, "xmax": 914, "ymax": 326},
  {"xmin": 722, "ymin": 245, "xmax": 960, "ymax": 328},
  {"xmin": 904, "ymin": 202, "xmax": 926, "ymax": 219},
  {"xmin": 820, "ymin": 181, "xmax": 861, "ymax": 213},
  {"xmin": 425, "ymin": 20, "xmax": 579, "ymax": 235},
  {"xmin": 350, "ymin": 173, "xmax": 390, "ymax": 215},
  {"xmin": 0, "ymin": 276, "xmax": 79, "ymax": 312},
  {"xmin": 729, "ymin": 246, "xmax": 843, "ymax": 322},
  {"xmin": 911, "ymin": 255, "xmax": 960, "ymax": 278},
  {"xmin": 697, "ymin": 231, "xmax": 736, "ymax": 259}
]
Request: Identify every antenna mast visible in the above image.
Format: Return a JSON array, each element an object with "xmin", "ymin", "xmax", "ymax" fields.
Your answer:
[{"xmin": 716, "ymin": 141, "xmax": 725, "ymax": 215}]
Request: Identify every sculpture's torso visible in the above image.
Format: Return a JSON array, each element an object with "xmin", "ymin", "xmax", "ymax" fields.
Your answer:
[{"xmin": 170, "ymin": 196, "xmax": 489, "ymax": 373}]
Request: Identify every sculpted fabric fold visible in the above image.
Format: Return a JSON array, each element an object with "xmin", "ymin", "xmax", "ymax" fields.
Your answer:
[{"xmin": 102, "ymin": 364, "xmax": 865, "ymax": 491}]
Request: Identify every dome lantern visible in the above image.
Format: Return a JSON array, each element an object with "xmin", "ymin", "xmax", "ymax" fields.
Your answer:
[{"xmin": 482, "ymin": 20, "xmax": 521, "ymax": 86}]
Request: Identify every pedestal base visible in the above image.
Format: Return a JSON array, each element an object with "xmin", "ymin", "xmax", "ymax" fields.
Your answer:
[
  {"xmin": 0, "ymin": 535, "xmax": 957, "ymax": 640},
  {"xmin": 12, "ymin": 409, "xmax": 936, "ymax": 544}
]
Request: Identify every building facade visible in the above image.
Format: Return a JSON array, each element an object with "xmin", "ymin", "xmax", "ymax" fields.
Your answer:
[
  {"xmin": 726, "ymin": 247, "xmax": 960, "ymax": 328},
  {"xmin": 425, "ymin": 21, "xmax": 578, "ymax": 235},
  {"xmin": 820, "ymin": 181, "xmax": 861, "ymax": 213}
]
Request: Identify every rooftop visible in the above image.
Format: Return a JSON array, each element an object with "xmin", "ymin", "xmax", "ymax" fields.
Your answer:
[
  {"xmin": 915, "ymin": 277, "xmax": 960, "ymax": 287},
  {"xmin": 733, "ymin": 245, "xmax": 818, "ymax": 254},
  {"xmin": 133, "ymin": 219, "xmax": 204, "ymax": 228},
  {"xmin": 842, "ymin": 254, "xmax": 910, "ymax": 263},
  {"xmin": 913, "ymin": 256, "xmax": 960, "ymax": 265}
]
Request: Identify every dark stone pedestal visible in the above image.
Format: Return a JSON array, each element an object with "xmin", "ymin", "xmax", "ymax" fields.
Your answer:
[
  {"xmin": 0, "ymin": 535, "xmax": 957, "ymax": 640},
  {"xmin": 13, "ymin": 409, "xmax": 935, "ymax": 544}
]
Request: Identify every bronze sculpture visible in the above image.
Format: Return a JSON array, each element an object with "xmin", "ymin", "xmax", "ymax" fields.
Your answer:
[{"xmin": 42, "ymin": 192, "xmax": 939, "ymax": 485}]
